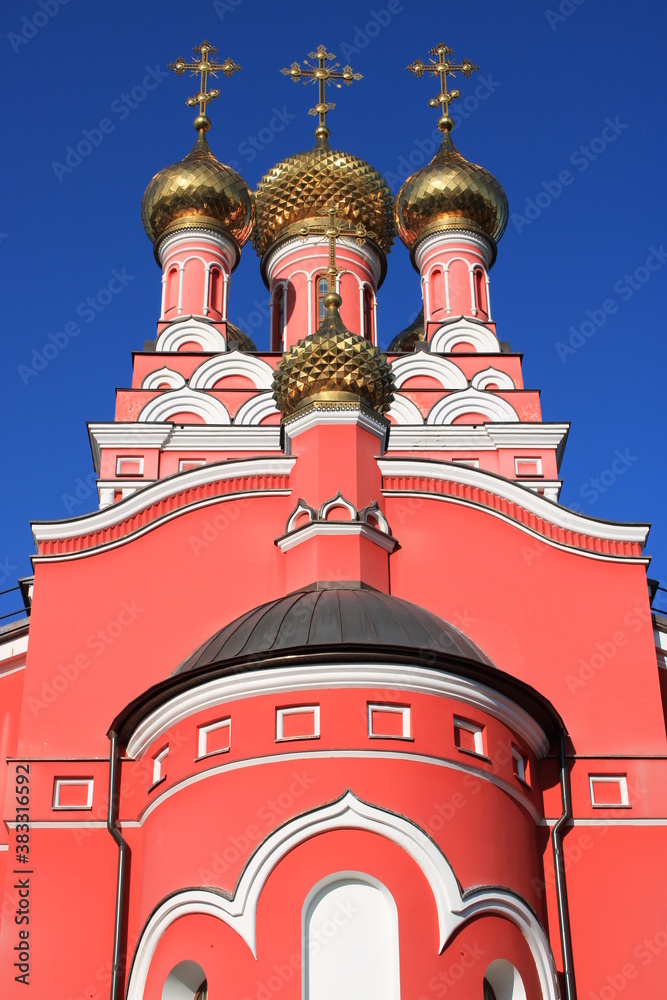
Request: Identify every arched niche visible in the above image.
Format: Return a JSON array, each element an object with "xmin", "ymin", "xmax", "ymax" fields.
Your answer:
[
  {"xmin": 162, "ymin": 959, "xmax": 207, "ymax": 1000},
  {"xmin": 303, "ymin": 874, "xmax": 400, "ymax": 1000},
  {"xmin": 483, "ymin": 959, "xmax": 527, "ymax": 1000}
]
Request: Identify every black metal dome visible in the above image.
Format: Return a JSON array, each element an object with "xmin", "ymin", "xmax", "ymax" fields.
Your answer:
[{"xmin": 175, "ymin": 587, "xmax": 491, "ymax": 674}]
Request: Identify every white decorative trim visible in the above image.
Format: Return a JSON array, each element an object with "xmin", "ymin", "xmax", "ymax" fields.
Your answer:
[
  {"xmin": 141, "ymin": 367, "xmax": 186, "ymax": 391},
  {"xmin": 125, "ymin": 794, "xmax": 558, "ymax": 1000},
  {"xmin": 283, "ymin": 407, "xmax": 388, "ymax": 452},
  {"xmin": 158, "ymin": 229, "xmax": 237, "ymax": 271},
  {"xmin": 386, "ymin": 422, "xmax": 569, "ymax": 453},
  {"xmin": 126, "ymin": 662, "xmax": 549, "ymax": 760},
  {"xmin": 190, "ymin": 351, "xmax": 274, "ymax": 390},
  {"xmin": 472, "ymin": 367, "xmax": 515, "ymax": 391},
  {"xmin": 427, "ymin": 388, "xmax": 519, "ymax": 425},
  {"xmin": 156, "ymin": 317, "xmax": 227, "ymax": 353},
  {"xmin": 137, "ymin": 388, "xmax": 231, "ymax": 425},
  {"xmin": 367, "ymin": 703, "xmax": 411, "ymax": 738},
  {"xmin": 234, "ymin": 392, "xmax": 280, "ymax": 426},
  {"xmin": 276, "ymin": 705, "xmax": 320, "ymax": 741},
  {"xmin": 115, "ymin": 456, "xmax": 144, "ymax": 476},
  {"xmin": 0, "ymin": 631, "xmax": 29, "ymax": 666},
  {"xmin": 52, "ymin": 778, "xmax": 94, "ymax": 811},
  {"xmin": 32, "ymin": 458, "xmax": 296, "ymax": 543},
  {"xmin": 431, "ymin": 319, "xmax": 499, "ymax": 354},
  {"xmin": 265, "ymin": 235, "xmax": 382, "ymax": 289},
  {"xmin": 415, "ymin": 231, "xmax": 493, "ymax": 272},
  {"xmin": 387, "ymin": 395, "xmax": 424, "ymax": 426},
  {"xmin": 88, "ymin": 424, "xmax": 281, "ymax": 469},
  {"xmin": 378, "ymin": 459, "xmax": 650, "ymax": 545},
  {"xmin": 320, "ymin": 493, "xmax": 357, "ymax": 520},
  {"xmin": 589, "ymin": 774, "xmax": 630, "ymax": 807},
  {"xmin": 276, "ymin": 521, "xmax": 397, "ymax": 553},
  {"xmin": 391, "ymin": 354, "xmax": 468, "ymax": 390},
  {"xmin": 198, "ymin": 717, "xmax": 232, "ymax": 758}
]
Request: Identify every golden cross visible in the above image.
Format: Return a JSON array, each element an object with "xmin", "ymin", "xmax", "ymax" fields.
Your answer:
[
  {"xmin": 407, "ymin": 42, "xmax": 478, "ymax": 132},
  {"xmin": 281, "ymin": 44, "xmax": 362, "ymax": 140},
  {"xmin": 168, "ymin": 40, "xmax": 240, "ymax": 132},
  {"xmin": 298, "ymin": 199, "xmax": 369, "ymax": 296}
]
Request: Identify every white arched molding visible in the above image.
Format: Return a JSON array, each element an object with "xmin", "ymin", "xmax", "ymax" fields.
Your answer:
[
  {"xmin": 387, "ymin": 394, "xmax": 424, "ymax": 425},
  {"xmin": 472, "ymin": 367, "xmax": 516, "ymax": 391},
  {"xmin": 156, "ymin": 318, "xmax": 227, "ymax": 353},
  {"xmin": 427, "ymin": 388, "xmax": 519, "ymax": 426},
  {"xmin": 234, "ymin": 392, "xmax": 280, "ymax": 426},
  {"xmin": 138, "ymin": 388, "xmax": 231, "ymax": 425},
  {"xmin": 142, "ymin": 368, "xmax": 186, "ymax": 391},
  {"xmin": 391, "ymin": 354, "xmax": 468, "ymax": 390},
  {"xmin": 125, "ymin": 793, "xmax": 558, "ymax": 1000},
  {"xmin": 431, "ymin": 319, "xmax": 499, "ymax": 355},
  {"xmin": 190, "ymin": 352, "xmax": 274, "ymax": 390}
]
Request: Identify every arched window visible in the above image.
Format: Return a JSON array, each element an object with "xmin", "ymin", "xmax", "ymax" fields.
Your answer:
[
  {"xmin": 272, "ymin": 286, "xmax": 285, "ymax": 351},
  {"xmin": 483, "ymin": 960, "xmax": 527, "ymax": 1000},
  {"xmin": 364, "ymin": 287, "xmax": 374, "ymax": 340},
  {"xmin": 303, "ymin": 875, "xmax": 400, "ymax": 1000},
  {"xmin": 162, "ymin": 960, "xmax": 207, "ymax": 1000},
  {"xmin": 474, "ymin": 268, "xmax": 486, "ymax": 314},
  {"xmin": 317, "ymin": 276, "xmax": 329, "ymax": 325},
  {"xmin": 209, "ymin": 268, "xmax": 221, "ymax": 316},
  {"xmin": 166, "ymin": 266, "xmax": 179, "ymax": 314}
]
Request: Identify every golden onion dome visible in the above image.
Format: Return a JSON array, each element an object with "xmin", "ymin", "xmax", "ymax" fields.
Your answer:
[
  {"xmin": 273, "ymin": 291, "xmax": 394, "ymax": 420},
  {"xmin": 395, "ymin": 129, "xmax": 508, "ymax": 263},
  {"xmin": 253, "ymin": 136, "xmax": 394, "ymax": 266},
  {"xmin": 388, "ymin": 307, "xmax": 425, "ymax": 353},
  {"xmin": 141, "ymin": 130, "xmax": 254, "ymax": 259}
]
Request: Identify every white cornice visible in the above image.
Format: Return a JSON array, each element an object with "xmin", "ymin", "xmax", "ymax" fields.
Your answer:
[
  {"xmin": 284, "ymin": 407, "xmax": 388, "ymax": 451},
  {"xmin": 378, "ymin": 458, "xmax": 650, "ymax": 545},
  {"xmin": 126, "ymin": 662, "xmax": 550, "ymax": 759},
  {"xmin": 275, "ymin": 521, "xmax": 397, "ymax": 553},
  {"xmin": 387, "ymin": 422, "xmax": 569, "ymax": 455},
  {"xmin": 88, "ymin": 423, "xmax": 282, "ymax": 471},
  {"xmin": 32, "ymin": 458, "xmax": 296, "ymax": 544}
]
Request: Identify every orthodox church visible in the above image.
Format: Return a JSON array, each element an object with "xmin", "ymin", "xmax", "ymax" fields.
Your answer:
[{"xmin": 1, "ymin": 39, "xmax": 666, "ymax": 1000}]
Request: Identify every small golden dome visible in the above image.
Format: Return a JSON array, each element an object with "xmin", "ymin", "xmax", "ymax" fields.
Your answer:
[
  {"xmin": 253, "ymin": 137, "xmax": 394, "ymax": 262},
  {"xmin": 273, "ymin": 292, "xmax": 394, "ymax": 420},
  {"xmin": 395, "ymin": 130, "xmax": 508, "ymax": 261},
  {"xmin": 388, "ymin": 308, "xmax": 425, "ymax": 352},
  {"xmin": 141, "ymin": 130, "xmax": 254, "ymax": 257}
]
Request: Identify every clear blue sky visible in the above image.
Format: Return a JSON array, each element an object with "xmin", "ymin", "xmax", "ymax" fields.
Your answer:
[{"xmin": 1, "ymin": 0, "xmax": 666, "ymax": 620}]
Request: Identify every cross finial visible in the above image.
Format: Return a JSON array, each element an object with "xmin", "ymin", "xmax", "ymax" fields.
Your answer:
[
  {"xmin": 298, "ymin": 200, "xmax": 370, "ymax": 309},
  {"xmin": 168, "ymin": 40, "xmax": 240, "ymax": 132},
  {"xmin": 281, "ymin": 44, "xmax": 362, "ymax": 141},
  {"xmin": 406, "ymin": 42, "xmax": 478, "ymax": 133}
]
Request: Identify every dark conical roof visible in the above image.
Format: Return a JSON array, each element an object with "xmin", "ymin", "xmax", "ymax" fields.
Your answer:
[{"xmin": 174, "ymin": 587, "xmax": 490, "ymax": 674}]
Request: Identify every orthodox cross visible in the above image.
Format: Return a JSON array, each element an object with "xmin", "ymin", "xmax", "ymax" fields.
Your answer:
[
  {"xmin": 168, "ymin": 40, "xmax": 240, "ymax": 131},
  {"xmin": 281, "ymin": 44, "xmax": 362, "ymax": 140},
  {"xmin": 406, "ymin": 42, "xmax": 478, "ymax": 132},
  {"xmin": 298, "ymin": 200, "xmax": 369, "ymax": 296}
]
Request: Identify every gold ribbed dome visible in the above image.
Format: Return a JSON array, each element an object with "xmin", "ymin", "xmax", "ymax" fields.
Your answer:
[
  {"xmin": 273, "ymin": 293, "xmax": 394, "ymax": 420},
  {"xmin": 395, "ymin": 130, "xmax": 508, "ymax": 260},
  {"xmin": 253, "ymin": 136, "xmax": 394, "ymax": 261},
  {"xmin": 141, "ymin": 131, "xmax": 254, "ymax": 257}
]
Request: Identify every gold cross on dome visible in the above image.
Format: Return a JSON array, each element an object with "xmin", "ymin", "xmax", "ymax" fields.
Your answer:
[
  {"xmin": 298, "ymin": 199, "xmax": 370, "ymax": 295},
  {"xmin": 281, "ymin": 44, "xmax": 362, "ymax": 140},
  {"xmin": 168, "ymin": 40, "xmax": 240, "ymax": 132},
  {"xmin": 407, "ymin": 42, "xmax": 479, "ymax": 132}
]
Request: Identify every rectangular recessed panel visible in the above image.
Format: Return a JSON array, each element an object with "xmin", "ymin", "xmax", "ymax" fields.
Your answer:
[
  {"xmin": 53, "ymin": 778, "xmax": 93, "ymax": 810},
  {"xmin": 116, "ymin": 456, "xmax": 144, "ymax": 476},
  {"xmin": 368, "ymin": 704, "xmax": 411, "ymax": 738},
  {"xmin": 198, "ymin": 718, "xmax": 231, "ymax": 758},
  {"xmin": 277, "ymin": 706, "xmax": 320, "ymax": 741},
  {"xmin": 453, "ymin": 717, "xmax": 485, "ymax": 756},
  {"xmin": 590, "ymin": 775, "xmax": 629, "ymax": 807}
]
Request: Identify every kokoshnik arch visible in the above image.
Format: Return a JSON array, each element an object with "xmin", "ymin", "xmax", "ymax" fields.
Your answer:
[{"xmin": 1, "ymin": 36, "xmax": 666, "ymax": 1000}]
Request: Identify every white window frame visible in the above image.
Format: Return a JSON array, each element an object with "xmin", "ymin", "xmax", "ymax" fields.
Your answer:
[
  {"xmin": 115, "ymin": 455, "xmax": 144, "ymax": 476},
  {"xmin": 589, "ymin": 774, "xmax": 629, "ymax": 807},
  {"xmin": 52, "ymin": 777, "xmax": 94, "ymax": 811},
  {"xmin": 453, "ymin": 716, "xmax": 485, "ymax": 756},
  {"xmin": 197, "ymin": 717, "xmax": 232, "ymax": 759},
  {"xmin": 276, "ymin": 705, "xmax": 321, "ymax": 742},
  {"xmin": 514, "ymin": 457, "xmax": 543, "ymax": 477},
  {"xmin": 367, "ymin": 703, "xmax": 411, "ymax": 739},
  {"xmin": 151, "ymin": 746, "xmax": 169, "ymax": 787}
]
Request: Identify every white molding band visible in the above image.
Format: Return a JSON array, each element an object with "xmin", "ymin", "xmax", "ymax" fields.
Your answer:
[
  {"xmin": 234, "ymin": 392, "xmax": 280, "ymax": 426},
  {"xmin": 88, "ymin": 424, "xmax": 281, "ymax": 470},
  {"xmin": 155, "ymin": 317, "xmax": 228, "ymax": 353},
  {"xmin": 275, "ymin": 521, "xmax": 397, "ymax": 553},
  {"xmin": 283, "ymin": 407, "xmax": 388, "ymax": 452},
  {"xmin": 426, "ymin": 387, "xmax": 519, "ymax": 425},
  {"xmin": 189, "ymin": 351, "xmax": 274, "ymax": 390},
  {"xmin": 387, "ymin": 395, "xmax": 424, "ymax": 425},
  {"xmin": 378, "ymin": 458, "xmax": 649, "ymax": 545},
  {"xmin": 141, "ymin": 368, "xmax": 186, "ymax": 391},
  {"xmin": 386, "ymin": 422, "xmax": 569, "ymax": 452},
  {"xmin": 126, "ymin": 661, "xmax": 549, "ymax": 760},
  {"xmin": 32, "ymin": 458, "xmax": 296, "ymax": 544},
  {"xmin": 137, "ymin": 388, "xmax": 231, "ymax": 425},
  {"xmin": 430, "ymin": 319, "xmax": 499, "ymax": 354},
  {"xmin": 391, "ymin": 354, "xmax": 468, "ymax": 390},
  {"xmin": 125, "ymin": 793, "xmax": 558, "ymax": 1000},
  {"xmin": 471, "ymin": 367, "xmax": 515, "ymax": 391}
]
